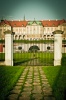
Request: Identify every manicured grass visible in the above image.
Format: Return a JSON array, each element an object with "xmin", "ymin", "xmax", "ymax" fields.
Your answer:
[
  {"xmin": 14, "ymin": 52, "xmax": 54, "ymax": 65},
  {"xmin": 13, "ymin": 40, "xmax": 54, "ymax": 43},
  {"xmin": 61, "ymin": 53, "xmax": 66, "ymax": 66},
  {"xmin": 42, "ymin": 66, "xmax": 66, "ymax": 100},
  {"xmin": 0, "ymin": 53, "xmax": 5, "ymax": 61},
  {"xmin": 0, "ymin": 66, "xmax": 25, "ymax": 100},
  {"xmin": 0, "ymin": 52, "xmax": 54, "ymax": 65},
  {"xmin": 13, "ymin": 53, "xmax": 34, "ymax": 65},
  {"xmin": 38, "ymin": 52, "xmax": 54, "ymax": 65}
]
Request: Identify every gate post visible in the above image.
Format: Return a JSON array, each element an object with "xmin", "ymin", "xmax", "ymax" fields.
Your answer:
[
  {"xmin": 4, "ymin": 30, "xmax": 13, "ymax": 66},
  {"xmin": 53, "ymin": 30, "xmax": 63, "ymax": 66}
]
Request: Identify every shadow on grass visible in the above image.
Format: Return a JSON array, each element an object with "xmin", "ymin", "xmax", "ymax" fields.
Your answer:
[
  {"xmin": 43, "ymin": 56, "xmax": 66, "ymax": 100},
  {"xmin": 0, "ymin": 66, "xmax": 25, "ymax": 100},
  {"xmin": 14, "ymin": 57, "xmax": 38, "ymax": 66},
  {"xmin": 53, "ymin": 65, "xmax": 66, "ymax": 100}
]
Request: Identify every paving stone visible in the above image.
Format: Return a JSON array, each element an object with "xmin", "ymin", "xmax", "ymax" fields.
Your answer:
[
  {"xmin": 27, "ymin": 77, "xmax": 32, "ymax": 79},
  {"xmin": 26, "ymin": 79, "xmax": 32, "ymax": 81},
  {"xmin": 43, "ymin": 91, "xmax": 53, "ymax": 96},
  {"xmin": 32, "ymin": 89, "xmax": 42, "ymax": 94},
  {"xmin": 24, "ymin": 85, "xmax": 32, "ymax": 88},
  {"xmin": 16, "ymin": 82, "xmax": 23, "ymax": 86},
  {"xmin": 42, "ymin": 82, "xmax": 49, "ymax": 85},
  {"xmin": 27, "ymin": 76, "xmax": 32, "ymax": 78},
  {"xmin": 39, "ymin": 72, "xmax": 44, "ymax": 74},
  {"xmin": 42, "ymin": 87, "xmax": 52, "ymax": 91},
  {"xmin": 33, "ymin": 86, "xmax": 42, "ymax": 90},
  {"xmin": 34, "ymin": 78, "xmax": 39, "ymax": 80},
  {"xmin": 18, "ymin": 80, "xmax": 24, "ymax": 83},
  {"xmin": 42, "ymin": 83, "xmax": 50, "ymax": 87},
  {"xmin": 23, "ymin": 87, "xmax": 32, "ymax": 92},
  {"xmin": 33, "ymin": 82, "xmax": 40, "ymax": 86},
  {"xmin": 20, "ymin": 76, "xmax": 25, "ymax": 78},
  {"xmin": 8, "ymin": 94, "xmax": 18, "ymax": 100},
  {"xmin": 44, "ymin": 88, "xmax": 52, "ymax": 91},
  {"xmin": 21, "ymin": 91, "xmax": 31, "ymax": 96},
  {"xmin": 33, "ymin": 80, "xmax": 40, "ymax": 83},
  {"xmin": 19, "ymin": 77, "xmax": 24, "ymax": 80},
  {"xmin": 10, "ymin": 89, "xmax": 21, "ymax": 94},
  {"xmin": 34, "ymin": 74, "xmax": 39, "ymax": 76},
  {"xmin": 25, "ymin": 81, "xmax": 32, "ymax": 84},
  {"xmin": 33, "ymin": 93, "xmax": 43, "ymax": 100},
  {"xmin": 14, "ymin": 86, "xmax": 22, "ymax": 90},
  {"xmin": 25, "ymin": 80, "xmax": 32, "ymax": 83},
  {"xmin": 42, "ymin": 79, "xmax": 48, "ymax": 81},
  {"xmin": 27, "ymin": 74, "xmax": 32, "ymax": 76},
  {"xmin": 24, "ymin": 83, "xmax": 32, "ymax": 87},
  {"xmin": 41, "ymin": 76, "xmax": 47, "ymax": 78},
  {"xmin": 19, "ymin": 96, "xmax": 30, "ymax": 100}
]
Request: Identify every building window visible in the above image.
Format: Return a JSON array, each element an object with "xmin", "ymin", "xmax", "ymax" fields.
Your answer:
[
  {"xmin": 47, "ymin": 28, "xmax": 49, "ymax": 31},
  {"xmin": 19, "ymin": 35, "xmax": 21, "ymax": 40},
  {"xmin": 15, "ymin": 35, "xmax": 18, "ymax": 40},
  {"xmin": 0, "ymin": 29, "xmax": 2, "ymax": 32},
  {"xmin": 45, "ymin": 24, "xmax": 48, "ymax": 27},
  {"xmin": 51, "ymin": 28, "xmax": 53, "ymax": 31},
  {"xmin": 23, "ymin": 35, "xmax": 25, "ymax": 39},
  {"xmin": 64, "ymin": 27, "xmax": 66, "ymax": 31},
  {"xmin": 16, "ymin": 29, "xmax": 18, "ymax": 32},
  {"xmin": 44, "ymin": 28, "xmax": 45, "ymax": 30},
  {"xmin": 53, "ymin": 24, "xmax": 55, "ymax": 26},
  {"xmin": 30, "ymin": 38, "xmax": 32, "ymax": 40},
  {"xmin": 14, "ymin": 24, "xmax": 16, "ymax": 26},
  {"xmin": 19, "ymin": 29, "xmax": 22, "ymax": 32}
]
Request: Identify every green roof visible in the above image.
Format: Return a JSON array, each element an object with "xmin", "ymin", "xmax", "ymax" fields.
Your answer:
[{"xmin": 28, "ymin": 21, "xmax": 42, "ymax": 26}]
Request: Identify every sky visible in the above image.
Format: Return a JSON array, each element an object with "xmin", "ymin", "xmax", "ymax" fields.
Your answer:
[{"xmin": 0, "ymin": 0, "xmax": 66, "ymax": 20}]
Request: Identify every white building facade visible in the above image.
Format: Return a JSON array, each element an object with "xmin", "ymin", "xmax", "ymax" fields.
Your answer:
[
  {"xmin": 0, "ymin": 19, "xmax": 66, "ymax": 40},
  {"xmin": 0, "ymin": 19, "xmax": 66, "ymax": 53}
]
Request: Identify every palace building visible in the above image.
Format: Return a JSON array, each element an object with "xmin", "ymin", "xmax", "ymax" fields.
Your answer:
[
  {"xmin": 0, "ymin": 19, "xmax": 66, "ymax": 53},
  {"xmin": 0, "ymin": 19, "xmax": 66, "ymax": 40}
]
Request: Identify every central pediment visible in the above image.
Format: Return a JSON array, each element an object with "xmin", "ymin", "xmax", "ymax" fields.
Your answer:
[{"xmin": 28, "ymin": 21, "xmax": 42, "ymax": 26}]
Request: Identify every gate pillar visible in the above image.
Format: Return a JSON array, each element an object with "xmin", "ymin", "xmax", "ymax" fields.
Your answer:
[
  {"xmin": 4, "ymin": 30, "xmax": 14, "ymax": 66},
  {"xmin": 53, "ymin": 30, "xmax": 63, "ymax": 66}
]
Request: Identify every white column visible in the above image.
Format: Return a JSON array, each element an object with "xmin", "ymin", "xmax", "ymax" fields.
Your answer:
[
  {"xmin": 53, "ymin": 30, "xmax": 63, "ymax": 66},
  {"xmin": 5, "ymin": 30, "xmax": 13, "ymax": 66}
]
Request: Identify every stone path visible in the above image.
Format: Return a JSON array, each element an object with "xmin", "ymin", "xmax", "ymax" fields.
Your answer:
[
  {"xmin": 7, "ymin": 66, "xmax": 55, "ymax": 100},
  {"xmin": 27, "ymin": 58, "xmax": 41, "ymax": 66},
  {"xmin": 21, "ymin": 58, "xmax": 41, "ymax": 66}
]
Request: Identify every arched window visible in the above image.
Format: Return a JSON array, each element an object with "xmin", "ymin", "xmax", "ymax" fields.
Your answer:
[
  {"xmin": 15, "ymin": 35, "xmax": 18, "ymax": 40},
  {"xmin": 23, "ymin": 35, "xmax": 25, "ymax": 39},
  {"xmin": 19, "ymin": 35, "xmax": 22, "ymax": 40}
]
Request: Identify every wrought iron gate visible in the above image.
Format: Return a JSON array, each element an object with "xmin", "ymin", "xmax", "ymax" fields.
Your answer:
[{"xmin": 13, "ymin": 39, "xmax": 54, "ymax": 66}]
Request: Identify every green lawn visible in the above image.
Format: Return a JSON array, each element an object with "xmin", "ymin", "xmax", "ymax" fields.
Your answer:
[
  {"xmin": 0, "ymin": 66, "xmax": 25, "ymax": 100},
  {"xmin": 0, "ymin": 52, "xmax": 66, "ymax": 100},
  {"xmin": 42, "ymin": 66, "xmax": 66, "ymax": 100},
  {"xmin": 0, "ymin": 53, "xmax": 5, "ymax": 61},
  {"xmin": 0, "ymin": 52, "xmax": 54, "ymax": 65},
  {"xmin": 13, "ymin": 52, "xmax": 54, "ymax": 65}
]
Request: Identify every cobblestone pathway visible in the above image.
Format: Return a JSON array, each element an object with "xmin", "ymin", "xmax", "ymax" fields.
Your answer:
[{"xmin": 7, "ymin": 66, "xmax": 55, "ymax": 100}]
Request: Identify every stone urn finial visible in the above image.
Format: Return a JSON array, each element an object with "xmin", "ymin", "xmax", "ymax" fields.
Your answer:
[
  {"xmin": 52, "ymin": 30, "xmax": 63, "ymax": 34},
  {"xmin": 4, "ymin": 30, "xmax": 15, "ymax": 35}
]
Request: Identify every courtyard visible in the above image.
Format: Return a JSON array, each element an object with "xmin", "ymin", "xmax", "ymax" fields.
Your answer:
[{"xmin": 0, "ymin": 63, "xmax": 66, "ymax": 100}]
